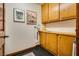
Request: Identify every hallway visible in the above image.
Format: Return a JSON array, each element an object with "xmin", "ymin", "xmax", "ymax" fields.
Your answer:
[
  {"xmin": 0, "ymin": 1, "xmax": 79, "ymax": 59},
  {"xmin": 0, "ymin": 3, "xmax": 76, "ymax": 56}
]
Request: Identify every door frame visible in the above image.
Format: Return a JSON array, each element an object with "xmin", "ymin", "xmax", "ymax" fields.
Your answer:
[{"xmin": 3, "ymin": 3, "xmax": 5, "ymax": 56}]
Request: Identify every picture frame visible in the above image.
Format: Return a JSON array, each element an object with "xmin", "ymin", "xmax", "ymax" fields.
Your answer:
[
  {"xmin": 13, "ymin": 8, "xmax": 25, "ymax": 23},
  {"xmin": 27, "ymin": 10, "xmax": 37, "ymax": 25}
]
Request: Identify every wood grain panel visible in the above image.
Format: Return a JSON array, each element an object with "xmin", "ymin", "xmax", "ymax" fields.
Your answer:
[
  {"xmin": 39, "ymin": 32, "xmax": 46, "ymax": 48},
  {"xmin": 41, "ymin": 3, "xmax": 49, "ymax": 23},
  {"xmin": 49, "ymin": 3, "xmax": 59, "ymax": 22},
  {"xmin": 58, "ymin": 35, "xmax": 75, "ymax": 56},
  {"xmin": 46, "ymin": 33, "xmax": 58, "ymax": 55},
  {"xmin": 60, "ymin": 3, "xmax": 76, "ymax": 20}
]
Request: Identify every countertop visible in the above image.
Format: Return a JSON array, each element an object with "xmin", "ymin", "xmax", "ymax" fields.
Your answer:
[{"xmin": 39, "ymin": 30, "xmax": 76, "ymax": 37}]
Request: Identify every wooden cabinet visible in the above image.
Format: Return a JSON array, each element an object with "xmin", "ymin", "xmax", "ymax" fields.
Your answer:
[
  {"xmin": 41, "ymin": 3, "xmax": 59, "ymax": 23},
  {"xmin": 60, "ymin": 3, "xmax": 76, "ymax": 20},
  {"xmin": 58, "ymin": 35, "xmax": 75, "ymax": 56},
  {"xmin": 39, "ymin": 32, "xmax": 58, "ymax": 55},
  {"xmin": 46, "ymin": 33, "xmax": 58, "ymax": 55},
  {"xmin": 41, "ymin": 4, "xmax": 49, "ymax": 23},
  {"xmin": 39, "ymin": 32, "xmax": 46, "ymax": 48},
  {"xmin": 49, "ymin": 3, "xmax": 59, "ymax": 22},
  {"xmin": 41, "ymin": 3, "xmax": 76, "ymax": 24},
  {"xmin": 39, "ymin": 31, "xmax": 75, "ymax": 56}
]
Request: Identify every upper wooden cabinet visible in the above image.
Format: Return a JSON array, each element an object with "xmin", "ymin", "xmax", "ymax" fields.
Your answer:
[
  {"xmin": 41, "ymin": 4, "xmax": 49, "ymax": 23},
  {"xmin": 60, "ymin": 3, "xmax": 76, "ymax": 20},
  {"xmin": 58, "ymin": 35, "xmax": 75, "ymax": 56},
  {"xmin": 41, "ymin": 3, "xmax": 59, "ymax": 23},
  {"xmin": 49, "ymin": 3, "xmax": 59, "ymax": 22},
  {"xmin": 41, "ymin": 3, "xmax": 76, "ymax": 24}
]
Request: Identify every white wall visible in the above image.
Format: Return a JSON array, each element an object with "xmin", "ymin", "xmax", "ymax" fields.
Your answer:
[
  {"xmin": 5, "ymin": 3, "xmax": 41, "ymax": 55},
  {"xmin": 46, "ymin": 19, "xmax": 76, "ymax": 33}
]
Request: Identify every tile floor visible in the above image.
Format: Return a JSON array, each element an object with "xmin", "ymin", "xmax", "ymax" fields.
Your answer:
[{"xmin": 16, "ymin": 45, "xmax": 54, "ymax": 56}]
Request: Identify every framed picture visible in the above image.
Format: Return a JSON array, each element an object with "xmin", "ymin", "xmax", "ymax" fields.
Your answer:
[
  {"xmin": 27, "ymin": 10, "xmax": 37, "ymax": 25},
  {"xmin": 13, "ymin": 8, "xmax": 25, "ymax": 23}
]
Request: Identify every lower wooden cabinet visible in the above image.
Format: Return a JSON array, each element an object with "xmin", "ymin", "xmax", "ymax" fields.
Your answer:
[
  {"xmin": 39, "ymin": 32, "xmax": 46, "ymax": 48},
  {"xmin": 39, "ymin": 31, "xmax": 75, "ymax": 56},
  {"xmin": 46, "ymin": 33, "xmax": 58, "ymax": 55},
  {"xmin": 58, "ymin": 35, "xmax": 75, "ymax": 56}
]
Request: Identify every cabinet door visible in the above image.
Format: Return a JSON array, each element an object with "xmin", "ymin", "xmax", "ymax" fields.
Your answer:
[
  {"xmin": 58, "ymin": 35, "xmax": 75, "ymax": 56},
  {"xmin": 60, "ymin": 3, "xmax": 76, "ymax": 20},
  {"xmin": 39, "ymin": 32, "xmax": 46, "ymax": 48},
  {"xmin": 41, "ymin": 4, "xmax": 49, "ymax": 23},
  {"xmin": 49, "ymin": 3, "xmax": 59, "ymax": 22},
  {"xmin": 46, "ymin": 33, "xmax": 58, "ymax": 55}
]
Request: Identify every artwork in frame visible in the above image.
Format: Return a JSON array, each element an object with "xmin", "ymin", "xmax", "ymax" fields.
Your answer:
[
  {"xmin": 27, "ymin": 10, "xmax": 37, "ymax": 25},
  {"xmin": 13, "ymin": 8, "xmax": 25, "ymax": 23}
]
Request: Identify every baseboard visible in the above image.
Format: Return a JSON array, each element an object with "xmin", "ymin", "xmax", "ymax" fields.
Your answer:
[{"xmin": 6, "ymin": 45, "xmax": 39, "ymax": 56}]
